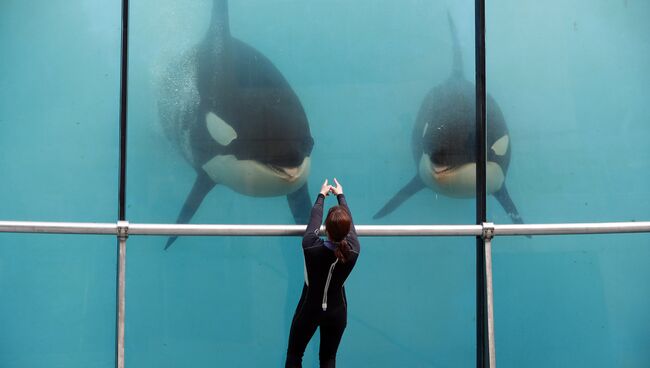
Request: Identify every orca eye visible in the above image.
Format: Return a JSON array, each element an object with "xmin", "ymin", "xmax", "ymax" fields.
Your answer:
[{"xmin": 491, "ymin": 135, "xmax": 509, "ymax": 156}]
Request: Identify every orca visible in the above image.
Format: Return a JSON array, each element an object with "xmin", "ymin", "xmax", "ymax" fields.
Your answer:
[
  {"xmin": 374, "ymin": 14, "xmax": 523, "ymax": 223},
  {"xmin": 158, "ymin": 0, "xmax": 314, "ymax": 249}
]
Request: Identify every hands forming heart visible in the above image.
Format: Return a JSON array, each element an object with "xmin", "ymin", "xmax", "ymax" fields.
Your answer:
[{"xmin": 319, "ymin": 178, "xmax": 343, "ymax": 196}]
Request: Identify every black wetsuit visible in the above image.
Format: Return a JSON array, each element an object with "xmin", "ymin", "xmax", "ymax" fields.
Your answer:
[{"xmin": 285, "ymin": 193, "xmax": 361, "ymax": 368}]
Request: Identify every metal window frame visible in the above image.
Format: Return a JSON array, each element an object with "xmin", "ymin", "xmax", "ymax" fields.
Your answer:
[{"xmin": 474, "ymin": 0, "xmax": 488, "ymax": 365}]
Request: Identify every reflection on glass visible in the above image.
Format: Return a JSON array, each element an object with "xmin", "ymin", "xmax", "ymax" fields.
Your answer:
[
  {"xmin": 0, "ymin": 235, "xmax": 116, "ymax": 368},
  {"xmin": 493, "ymin": 234, "xmax": 650, "ymax": 367}
]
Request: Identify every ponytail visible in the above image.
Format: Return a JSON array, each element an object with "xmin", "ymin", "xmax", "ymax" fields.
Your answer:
[
  {"xmin": 334, "ymin": 239, "xmax": 351, "ymax": 263},
  {"xmin": 325, "ymin": 206, "xmax": 352, "ymax": 263}
]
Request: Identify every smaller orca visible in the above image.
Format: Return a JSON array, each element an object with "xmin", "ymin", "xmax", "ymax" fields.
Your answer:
[{"xmin": 374, "ymin": 14, "xmax": 523, "ymax": 224}]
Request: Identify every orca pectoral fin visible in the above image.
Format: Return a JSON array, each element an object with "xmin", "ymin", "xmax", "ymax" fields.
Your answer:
[
  {"xmin": 493, "ymin": 184, "xmax": 522, "ymax": 224},
  {"xmin": 287, "ymin": 183, "xmax": 311, "ymax": 225},
  {"xmin": 493, "ymin": 184, "xmax": 531, "ymax": 238},
  {"xmin": 373, "ymin": 176, "xmax": 425, "ymax": 219},
  {"xmin": 165, "ymin": 172, "xmax": 216, "ymax": 250}
]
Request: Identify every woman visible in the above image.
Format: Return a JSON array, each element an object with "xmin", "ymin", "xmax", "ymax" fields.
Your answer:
[{"xmin": 285, "ymin": 178, "xmax": 361, "ymax": 368}]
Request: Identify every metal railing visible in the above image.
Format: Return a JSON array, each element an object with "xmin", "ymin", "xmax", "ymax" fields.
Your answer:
[{"xmin": 3, "ymin": 220, "xmax": 650, "ymax": 236}]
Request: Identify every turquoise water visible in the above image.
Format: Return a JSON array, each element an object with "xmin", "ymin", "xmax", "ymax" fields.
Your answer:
[{"xmin": 1, "ymin": 0, "xmax": 649, "ymax": 367}]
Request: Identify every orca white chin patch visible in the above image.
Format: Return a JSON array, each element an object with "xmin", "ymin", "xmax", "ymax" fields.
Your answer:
[
  {"xmin": 418, "ymin": 154, "xmax": 504, "ymax": 198},
  {"xmin": 202, "ymin": 156, "xmax": 311, "ymax": 197}
]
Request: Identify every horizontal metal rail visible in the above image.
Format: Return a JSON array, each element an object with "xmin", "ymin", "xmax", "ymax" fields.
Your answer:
[
  {"xmin": 0, "ymin": 221, "xmax": 117, "ymax": 235},
  {"xmin": 494, "ymin": 222, "xmax": 650, "ymax": 236},
  {"xmin": 1, "ymin": 221, "xmax": 650, "ymax": 236},
  {"xmin": 0, "ymin": 221, "xmax": 480, "ymax": 236},
  {"xmin": 129, "ymin": 224, "xmax": 483, "ymax": 236}
]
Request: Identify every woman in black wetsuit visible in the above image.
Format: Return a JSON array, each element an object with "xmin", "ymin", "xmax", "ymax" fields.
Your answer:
[{"xmin": 285, "ymin": 178, "xmax": 361, "ymax": 368}]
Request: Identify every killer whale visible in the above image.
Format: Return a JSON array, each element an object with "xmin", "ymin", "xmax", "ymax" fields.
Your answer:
[
  {"xmin": 158, "ymin": 0, "xmax": 314, "ymax": 249},
  {"xmin": 374, "ymin": 14, "xmax": 523, "ymax": 223}
]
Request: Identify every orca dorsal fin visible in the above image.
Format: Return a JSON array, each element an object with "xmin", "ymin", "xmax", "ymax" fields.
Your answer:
[
  {"xmin": 447, "ymin": 12, "xmax": 464, "ymax": 80},
  {"xmin": 208, "ymin": 0, "xmax": 230, "ymax": 38},
  {"xmin": 198, "ymin": 0, "xmax": 234, "ymax": 107}
]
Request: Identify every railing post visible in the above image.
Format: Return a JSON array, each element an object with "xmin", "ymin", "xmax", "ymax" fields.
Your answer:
[
  {"xmin": 482, "ymin": 222, "xmax": 496, "ymax": 368},
  {"xmin": 116, "ymin": 221, "xmax": 129, "ymax": 368}
]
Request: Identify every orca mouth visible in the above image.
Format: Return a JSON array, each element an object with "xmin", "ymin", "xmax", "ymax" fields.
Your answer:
[
  {"xmin": 432, "ymin": 164, "xmax": 453, "ymax": 174},
  {"xmin": 202, "ymin": 156, "xmax": 311, "ymax": 197},
  {"xmin": 266, "ymin": 164, "xmax": 303, "ymax": 181},
  {"xmin": 419, "ymin": 154, "xmax": 505, "ymax": 197}
]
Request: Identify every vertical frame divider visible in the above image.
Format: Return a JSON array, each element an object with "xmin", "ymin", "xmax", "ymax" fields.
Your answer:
[
  {"xmin": 118, "ymin": 0, "xmax": 129, "ymax": 218},
  {"xmin": 474, "ymin": 0, "xmax": 488, "ymax": 367}
]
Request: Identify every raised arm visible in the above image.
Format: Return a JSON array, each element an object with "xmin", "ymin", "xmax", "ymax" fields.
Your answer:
[
  {"xmin": 331, "ymin": 178, "xmax": 357, "ymax": 236},
  {"xmin": 302, "ymin": 180, "xmax": 331, "ymax": 248},
  {"xmin": 304, "ymin": 194, "xmax": 325, "ymax": 236}
]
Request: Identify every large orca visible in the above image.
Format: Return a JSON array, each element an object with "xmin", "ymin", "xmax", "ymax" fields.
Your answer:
[
  {"xmin": 374, "ymin": 15, "xmax": 523, "ymax": 223},
  {"xmin": 159, "ymin": 0, "xmax": 314, "ymax": 249}
]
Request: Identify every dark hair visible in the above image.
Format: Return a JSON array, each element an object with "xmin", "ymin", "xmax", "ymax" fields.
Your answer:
[{"xmin": 325, "ymin": 206, "xmax": 352, "ymax": 263}]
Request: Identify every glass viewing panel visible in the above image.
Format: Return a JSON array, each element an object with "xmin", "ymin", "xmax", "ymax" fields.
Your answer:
[
  {"xmin": 126, "ymin": 1, "xmax": 478, "ymax": 365},
  {"xmin": 493, "ymin": 234, "xmax": 650, "ymax": 367},
  {"xmin": 0, "ymin": 0, "xmax": 121, "ymax": 222},
  {"xmin": 126, "ymin": 0, "xmax": 478, "ymax": 226},
  {"xmin": 486, "ymin": 0, "xmax": 650, "ymax": 224},
  {"xmin": 0, "ymin": 234, "xmax": 117, "ymax": 368},
  {"xmin": 125, "ymin": 236, "xmax": 475, "ymax": 367}
]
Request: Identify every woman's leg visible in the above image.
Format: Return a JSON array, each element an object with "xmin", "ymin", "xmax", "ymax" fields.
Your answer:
[
  {"xmin": 286, "ymin": 304, "xmax": 319, "ymax": 368},
  {"xmin": 318, "ymin": 305, "xmax": 347, "ymax": 368}
]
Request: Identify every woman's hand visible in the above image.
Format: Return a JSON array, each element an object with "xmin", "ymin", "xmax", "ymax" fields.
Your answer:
[
  {"xmin": 331, "ymin": 178, "xmax": 343, "ymax": 195},
  {"xmin": 319, "ymin": 179, "xmax": 332, "ymax": 196}
]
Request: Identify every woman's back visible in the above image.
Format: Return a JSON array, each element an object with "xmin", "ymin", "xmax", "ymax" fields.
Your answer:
[{"xmin": 302, "ymin": 234, "xmax": 359, "ymax": 310}]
